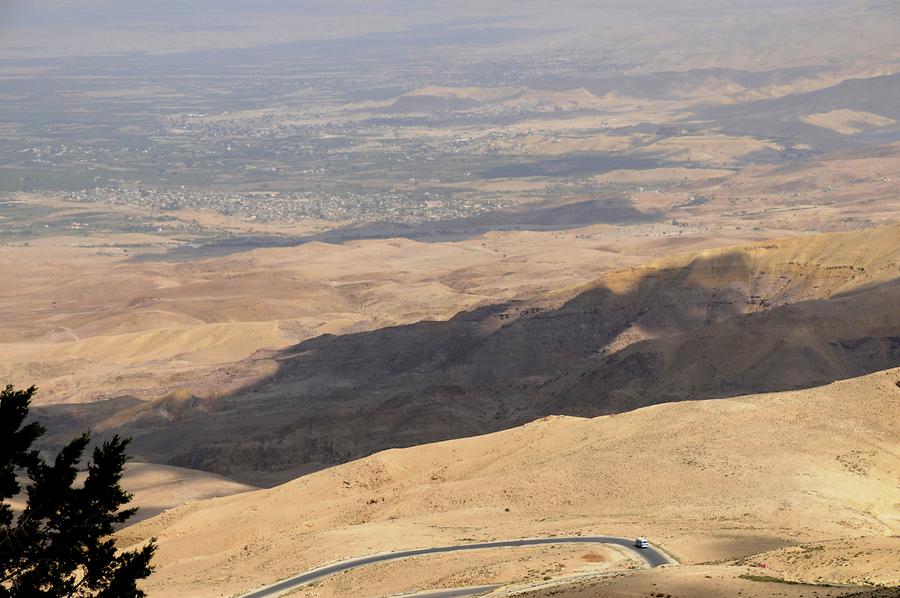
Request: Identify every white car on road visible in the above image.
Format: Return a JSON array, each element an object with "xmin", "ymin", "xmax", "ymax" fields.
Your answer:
[{"xmin": 634, "ymin": 537, "xmax": 649, "ymax": 549}]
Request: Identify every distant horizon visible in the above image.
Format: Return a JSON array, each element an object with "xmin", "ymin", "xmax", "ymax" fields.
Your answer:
[
  {"xmin": 3, "ymin": 0, "xmax": 898, "ymax": 68},
  {"xmin": 1, "ymin": 3, "xmax": 899, "ymax": 595}
]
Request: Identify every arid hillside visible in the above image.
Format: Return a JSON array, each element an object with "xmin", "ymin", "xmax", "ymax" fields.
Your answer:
[
  {"xmin": 5, "ymin": 134, "xmax": 898, "ymax": 413},
  {"xmin": 2, "ymin": 3, "xmax": 899, "ymax": 597},
  {"xmin": 119, "ymin": 368, "xmax": 900, "ymax": 597},
  {"xmin": 49, "ymin": 225, "xmax": 900, "ymax": 482},
  {"xmin": 0, "ymin": 221, "xmax": 669, "ymax": 406}
]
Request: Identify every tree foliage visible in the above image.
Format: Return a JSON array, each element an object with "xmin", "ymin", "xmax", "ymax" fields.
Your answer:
[{"xmin": 0, "ymin": 385, "xmax": 156, "ymax": 597}]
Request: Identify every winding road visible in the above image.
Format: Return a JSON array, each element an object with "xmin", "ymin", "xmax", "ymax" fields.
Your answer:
[{"xmin": 240, "ymin": 536, "xmax": 674, "ymax": 598}]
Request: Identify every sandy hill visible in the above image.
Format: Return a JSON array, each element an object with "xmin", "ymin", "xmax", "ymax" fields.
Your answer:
[
  {"xmin": 3, "ymin": 222, "xmax": 668, "ymax": 407},
  {"xmin": 122, "ymin": 462, "xmax": 256, "ymax": 524},
  {"xmin": 120, "ymin": 368, "xmax": 900, "ymax": 597},
  {"xmin": 55, "ymin": 225, "xmax": 900, "ymax": 481},
  {"xmin": 7, "ymin": 461, "xmax": 254, "ymax": 528}
]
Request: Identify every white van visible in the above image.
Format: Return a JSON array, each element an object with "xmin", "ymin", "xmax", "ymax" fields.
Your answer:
[{"xmin": 634, "ymin": 537, "xmax": 649, "ymax": 549}]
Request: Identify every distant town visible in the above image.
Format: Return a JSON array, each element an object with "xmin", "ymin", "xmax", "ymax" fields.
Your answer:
[{"xmin": 53, "ymin": 186, "xmax": 512, "ymax": 224}]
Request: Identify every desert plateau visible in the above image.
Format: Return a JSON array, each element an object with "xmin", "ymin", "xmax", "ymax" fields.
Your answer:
[{"xmin": 0, "ymin": 2, "xmax": 898, "ymax": 597}]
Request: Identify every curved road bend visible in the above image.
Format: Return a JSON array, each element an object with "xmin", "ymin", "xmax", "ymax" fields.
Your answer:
[{"xmin": 240, "ymin": 536, "xmax": 673, "ymax": 598}]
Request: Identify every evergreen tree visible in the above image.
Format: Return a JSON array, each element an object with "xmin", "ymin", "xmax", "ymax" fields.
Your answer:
[{"xmin": 0, "ymin": 385, "xmax": 156, "ymax": 597}]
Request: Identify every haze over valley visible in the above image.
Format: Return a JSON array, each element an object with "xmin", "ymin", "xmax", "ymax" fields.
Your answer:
[{"xmin": 1, "ymin": 2, "xmax": 899, "ymax": 597}]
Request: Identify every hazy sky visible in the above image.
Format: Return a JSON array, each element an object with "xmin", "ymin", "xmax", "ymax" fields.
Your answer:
[{"xmin": 1, "ymin": 1, "xmax": 898, "ymax": 72}]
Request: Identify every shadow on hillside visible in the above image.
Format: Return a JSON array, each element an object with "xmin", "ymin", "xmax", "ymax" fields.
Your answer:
[{"xmin": 36, "ymin": 251, "xmax": 900, "ymax": 485}]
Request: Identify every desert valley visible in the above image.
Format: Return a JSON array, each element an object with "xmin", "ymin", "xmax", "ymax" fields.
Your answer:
[{"xmin": 0, "ymin": 2, "xmax": 899, "ymax": 597}]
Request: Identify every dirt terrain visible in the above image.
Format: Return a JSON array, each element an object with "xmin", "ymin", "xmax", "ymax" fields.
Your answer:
[
  {"xmin": 33, "ymin": 224, "xmax": 898, "ymax": 483},
  {"xmin": 0, "ymin": 222, "xmax": 660, "ymax": 405},
  {"xmin": 2, "ymin": 3, "xmax": 899, "ymax": 597},
  {"xmin": 121, "ymin": 462, "xmax": 256, "ymax": 524},
  {"xmin": 5, "ymin": 132, "xmax": 898, "ymax": 409},
  {"xmin": 291, "ymin": 544, "xmax": 636, "ymax": 598},
  {"xmin": 118, "ymin": 368, "xmax": 900, "ymax": 597},
  {"xmin": 503, "ymin": 564, "xmax": 900, "ymax": 598}
]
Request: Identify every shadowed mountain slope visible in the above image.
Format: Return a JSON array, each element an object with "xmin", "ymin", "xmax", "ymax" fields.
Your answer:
[
  {"xmin": 38, "ymin": 226, "xmax": 900, "ymax": 481},
  {"xmin": 695, "ymin": 72, "xmax": 900, "ymax": 150}
]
